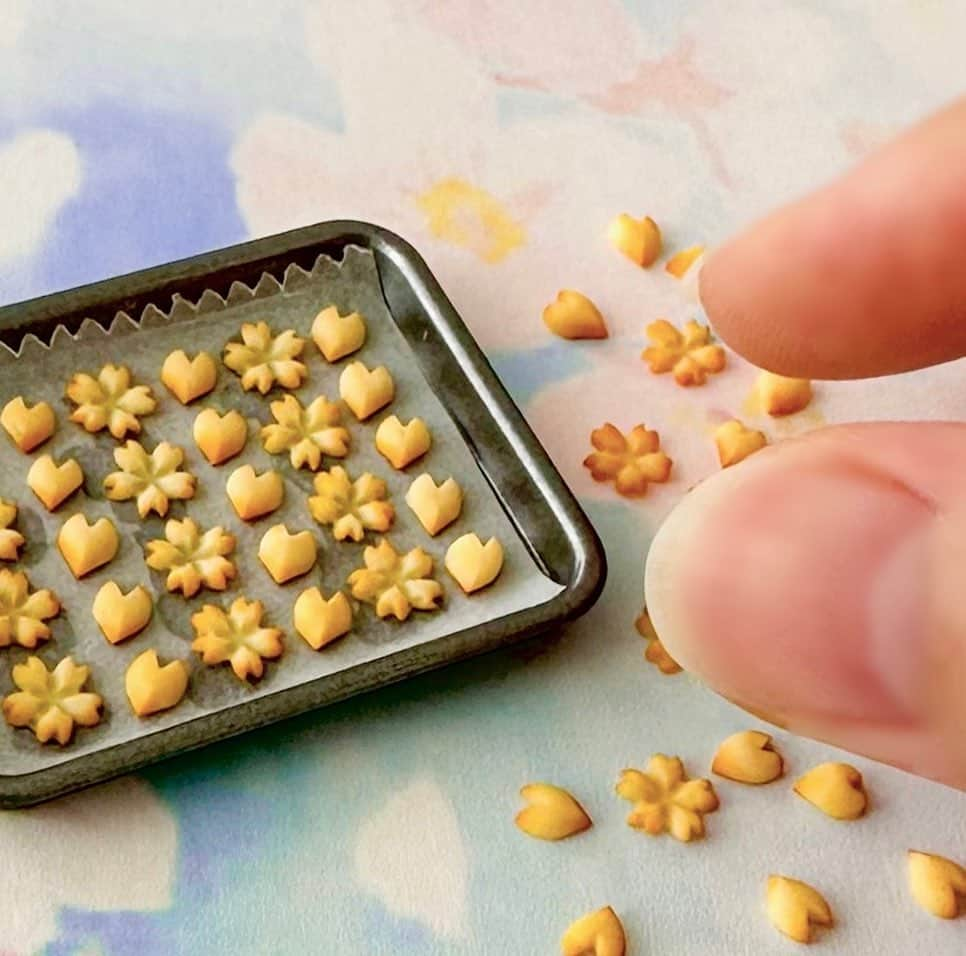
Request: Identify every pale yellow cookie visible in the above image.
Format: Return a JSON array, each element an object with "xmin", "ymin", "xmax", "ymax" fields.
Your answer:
[
  {"xmin": 223, "ymin": 321, "xmax": 307, "ymax": 394},
  {"xmin": 103, "ymin": 440, "xmax": 196, "ymax": 518},
  {"xmin": 375, "ymin": 415, "xmax": 431, "ymax": 470},
  {"xmin": 908, "ymin": 850, "xmax": 966, "ymax": 919},
  {"xmin": 66, "ymin": 364, "xmax": 156, "ymax": 439},
  {"xmin": 0, "ymin": 568, "xmax": 59, "ymax": 648},
  {"xmin": 226, "ymin": 465, "xmax": 284, "ymax": 521},
  {"xmin": 92, "ymin": 581, "xmax": 152, "ymax": 645},
  {"xmin": 193, "ymin": 408, "xmax": 248, "ymax": 465},
  {"xmin": 714, "ymin": 419, "xmax": 767, "ymax": 468},
  {"xmin": 57, "ymin": 513, "xmax": 119, "ymax": 579},
  {"xmin": 608, "ymin": 213, "xmax": 662, "ymax": 267},
  {"xmin": 311, "ymin": 305, "xmax": 367, "ymax": 362},
  {"xmin": 642, "ymin": 318, "xmax": 726, "ymax": 386},
  {"xmin": 711, "ymin": 730, "xmax": 784, "ymax": 785},
  {"xmin": 793, "ymin": 762, "xmax": 867, "ymax": 820},
  {"xmin": 616, "ymin": 754, "xmax": 719, "ymax": 842},
  {"xmin": 2, "ymin": 656, "xmax": 102, "ymax": 745},
  {"xmin": 665, "ymin": 244, "xmax": 704, "ymax": 278},
  {"xmin": 307, "ymin": 466, "xmax": 394, "ymax": 541},
  {"xmin": 445, "ymin": 533, "xmax": 503, "ymax": 594},
  {"xmin": 145, "ymin": 517, "xmax": 236, "ymax": 597},
  {"xmin": 1, "ymin": 396, "xmax": 55, "ymax": 452},
  {"xmin": 260, "ymin": 394, "xmax": 350, "ymax": 470},
  {"xmin": 125, "ymin": 649, "xmax": 189, "ymax": 717},
  {"xmin": 191, "ymin": 596, "xmax": 283, "ymax": 682},
  {"xmin": 542, "ymin": 289, "xmax": 608, "ymax": 340},
  {"xmin": 161, "ymin": 349, "xmax": 217, "ymax": 404},
  {"xmin": 766, "ymin": 875, "xmax": 833, "ymax": 943},
  {"xmin": 293, "ymin": 587, "xmax": 353, "ymax": 650},
  {"xmin": 757, "ymin": 371, "xmax": 812, "ymax": 416},
  {"xmin": 348, "ymin": 538, "xmax": 442, "ymax": 621},
  {"xmin": 258, "ymin": 524, "xmax": 317, "ymax": 584},
  {"xmin": 339, "ymin": 361, "xmax": 395, "ymax": 421},
  {"xmin": 515, "ymin": 783, "xmax": 592, "ymax": 841},
  {"xmin": 560, "ymin": 906, "xmax": 626, "ymax": 956},
  {"xmin": 27, "ymin": 454, "xmax": 84, "ymax": 512},
  {"xmin": 0, "ymin": 499, "xmax": 25, "ymax": 561},
  {"xmin": 405, "ymin": 474, "xmax": 463, "ymax": 536}
]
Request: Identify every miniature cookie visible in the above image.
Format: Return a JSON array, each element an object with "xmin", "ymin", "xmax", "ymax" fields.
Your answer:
[
  {"xmin": 0, "ymin": 396, "xmax": 55, "ymax": 452},
  {"xmin": 515, "ymin": 783, "xmax": 592, "ymax": 841},
  {"xmin": 293, "ymin": 587, "xmax": 353, "ymax": 650},
  {"xmin": 907, "ymin": 850, "xmax": 966, "ymax": 919},
  {"xmin": 311, "ymin": 305, "xmax": 366, "ymax": 362},
  {"xmin": 560, "ymin": 906, "xmax": 626, "ymax": 956},
  {"xmin": 0, "ymin": 568, "xmax": 59, "ymax": 648},
  {"xmin": 57, "ymin": 513, "xmax": 119, "ymax": 579},
  {"xmin": 66, "ymin": 364, "xmax": 156, "ymax": 439},
  {"xmin": 223, "ymin": 321, "xmax": 307, "ymax": 394},
  {"xmin": 92, "ymin": 581, "xmax": 152, "ymax": 645},
  {"xmin": 608, "ymin": 213, "xmax": 661, "ymax": 267},
  {"xmin": 757, "ymin": 371, "xmax": 812, "ymax": 416},
  {"xmin": 616, "ymin": 754, "xmax": 719, "ymax": 842},
  {"xmin": 665, "ymin": 244, "xmax": 704, "ymax": 278},
  {"xmin": 0, "ymin": 499, "xmax": 25, "ymax": 561},
  {"xmin": 634, "ymin": 608, "xmax": 682, "ymax": 675},
  {"xmin": 308, "ymin": 466, "xmax": 394, "ymax": 541},
  {"xmin": 766, "ymin": 875, "xmax": 833, "ymax": 943},
  {"xmin": 161, "ymin": 349, "xmax": 217, "ymax": 404},
  {"xmin": 260, "ymin": 394, "xmax": 350, "ymax": 471},
  {"xmin": 193, "ymin": 408, "xmax": 248, "ymax": 465},
  {"xmin": 711, "ymin": 730, "xmax": 784, "ymax": 785},
  {"xmin": 258, "ymin": 524, "xmax": 317, "ymax": 584},
  {"xmin": 339, "ymin": 361, "xmax": 394, "ymax": 421},
  {"xmin": 2, "ymin": 656, "xmax": 102, "ymax": 745},
  {"xmin": 27, "ymin": 454, "xmax": 84, "ymax": 512},
  {"xmin": 793, "ymin": 762, "xmax": 868, "ymax": 820},
  {"xmin": 125, "ymin": 649, "xmax": 189, "ymax": 717},
  {"xmin": 191, "ymin": 596, "xmax": 283, "ymax": 682},
  {"xmin": 583, "ymin": 423, "xmax": 672, "ymax": 497},
  {"xmin": 542, "ymin": 290, "xmax": 608, "ymax": 340},
  {"xmin": 348, "ymin": 538, "xmax": 442, "ymax": 621},
  {"xmin": 642, "ymin": 319, "xmax": 726, "ymax": 386},
  {"xmin": 405, "ymin": 474, "xmax": 462, "ymax": 536},
  {"xmin": 226, "ymin": 464, "xmax": 284, "ymax": 521},
  {"xmin": 375, "ymin": 415, "xmax": 431, "ymax": 470},
  {"xmin": 145, "ymin": 517, "xmax": 236, "ymax": 597},
  {"xmin": 445, "ymin": 533, "xmax": 503, "ymax": 594},
  {"xmin": 714, "ymin": 419, "xmax": 767, "ymax": 468},
  {"xmin": 103, "ymin": 440, "xmax": 196, "ymax": 518}
]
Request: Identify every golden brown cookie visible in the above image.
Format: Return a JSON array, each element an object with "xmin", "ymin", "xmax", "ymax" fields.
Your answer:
[
  {"xmin": 125, "ymin": 649, "xmax": 189, "ymax": 717},
  {"xmin": 608, "ymin": 213, "xmax": 661, "ymax": 267},
  {"xmin": 642, "ymin": 319, "xmax": 726, "ymax": 386},
  {"xmin": 0, "ymin": 396, "xmax": 55, "ymax": 452},
  {"xmin": 145, "ymin": 517, "xmax": 236, "ymax": 597},
  {"xmin": 223, "ymin": 321, "xmax": 307, "ymax": 394},
  {"xmin": 375, "ymin": 415, "xmax": 431, "ymax": 470},
  {"xmin": 27, "ymin": 454, "xmax": 84, "ymax": 512},
  {"xmin": 757, "ymin": 371, "xmax": 812, "ymax": 416},
  {"xmin": 0, "ymin": 568, "xmax": 59, "ymax": 648},
  {"xmin": 66, "ymin": 364, "xmax": 156, "ymax": 439},
  {"xmin": 161, "ymin": 349, "xmax": 217, "ymax": 404},
  {"xmin": 711, "ymin": 731, "xmax": 784, "ymax": 785},
  {"xmin": 793, "ymin": 762, "xmax": 868, "ymax": 820},
  {"xmin": 907, "ymin": 850, "xmax": 966, "ymax": 919},
  {"xmin": 0, "ymin": 499, "xmax": 25, "ymax": 561},
  {"xmin": 103, "ymin": 440, "xmax": 196, "ymax": 518},
  {"xmin": 226, "ymin": 465, "xmax": 284, "ymax": 521},
  {"xmin": 260, "ymin": 394, "xmax": 350, "ymax": 470},
  {"xmin": 193, "ymin": 408, "xmax": 248, "ymax": 465},
  {"xmin": 307, "ymin": 466, "xmax": 394, "ymax": 542},
  {"xmin": 92, "ymin": 581, "xmax": 153, "ymax": 645},
  {"xmin": 445, "ymin": 533, "xmax": 503, "ymax": 594},
  {"xmin": 348, "ymin": 538, "xmax": 442, "ymax": 621},
  {"xmin": 542, "ymin": 290, "xmax": 608, "ymax": 340},
  {"xmin": 714, "ymin": 419, "xmax": 767, "ymax": 468},
  {"xmin": 665, "ymin": 244, "xmax": 704, "ymax": 278},
  {"xmin": 766, "ymin": 875, "xmax": 833, "ymax": 943},
  {"xmin": 515, "ymin": 783, "xmax": 592, "ymax": 841},
  {"xmin": 560, "ymin": 906, "xmax": 626, "ymax": 956},
  {"xmin": 311, "ymin": 305, "xmax": 366, "ymax": 362},
  {"xmin": 258, "ymin": 524, "xmax": 317, "ymax": 584},
  {"xmin": 634, "ymin": 609, "xmax": 682, "ymax": 675},
  {"xmin": 57, "ymin": 513, "xmax": 119, "ymax": 579},
  {"xmin": 584, "ymin": 424, "xmax": 672, "ymax": 497},
  {"xmin": 339, "ymin": 361, "xmax": 395, "ymax": 421},
  {"xmin": 405, "ymin": 474, "xmax": 462, "ymax": 536},
  {"xmin": 293, "ymin": 587, "xmax": 353, "ymax": 650},
  {"xmin": 191, "ymin": 596, "xmax": 283, "ymax": 682}
]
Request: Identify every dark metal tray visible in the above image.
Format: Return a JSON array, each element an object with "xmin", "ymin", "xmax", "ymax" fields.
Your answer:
[{"xmin": 0, "ymin": 221, "xmax": 605, "ymax": 807}]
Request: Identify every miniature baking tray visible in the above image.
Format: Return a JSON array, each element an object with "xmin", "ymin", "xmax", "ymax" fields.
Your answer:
[{"xmin": 0, "ymin": 221, "xmax": 606, "ymax": 807}]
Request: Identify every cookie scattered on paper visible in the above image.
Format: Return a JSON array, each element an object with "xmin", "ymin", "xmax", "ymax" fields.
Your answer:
[
  {"xmin": 261, "ymin": 394, "xmax": 350, "ymax": 471},
  {"xmin": 293, "ymin": 587, "xmax": 353, "ymax": 650},
  {"xmin": 907, "ymin": 850, "xmax": 966, "ymax": 919},
  {"xmin": 125, "ymin": 649, "xmax": 189, "ymax": 717},
  {"xmin": 223, "ymin": 321, "xmax": 307, "ymax": 394},
  {"xmin": 66, "ymin": 364, "xmax": 156, "ymax": 439},
  {"xmin": 191, "ymin": 596, "xmax": 284, "ymax": 682},
  {"xmin": 311, "ymin": 305, "xmax": 366, "ymax": 362},
  {"xmin": 712, "ymin": 731, "xmax": 784, "ymax": 785},
  {"xmin": 308, "ymin": 466, "xmax": 394, "ymax": 542},
  {"xmin": 515, "ymin": 783, "xmax": 592, "ymax": 841},
  {"xmin": 339, "ymin": 361, "xmax": 395, "ymax": 421},
  {"xmin": 145, "ymin": 517, "xmax": 236, "ymax": 597},
  {"xmin": 161, "ymin": 349, "xmax": 217, "ymax": 404},
  {"xmin": 608, "ymin": 213, "xmax": 661, "ymax": 267},
  {"xmin": 348, "ymin": 538, "xmax": 442, "ymax": 621},
  {"xmin": 542, "ymin": 289, "xmax": 608, "ymax": 340},
  {"xmin": 642, "ymin": 319, "xmax": 725, "ymax": 386},
  {"xmin": 103, "ymin": 440, "xmax": 196, "ymax": 518},
  {"xmin": 560, "ymin": 906, "xmax": 626, "ymax": 956},
  {"xmin": 57, "ymin": 514, "xmax": 120, "ymax": 579},
  {"xmin": 92, "ymin": 581, "xmax": 152, "ymax": 645},
  {"xmin": 193, "ymin": 408, "xmax": 248, "ymax": 465},
  {"xmin": 226, "ymin": 464, "xmax": 284, "ymax": 521},
  {"xmin": 258, "ymin": 524, "xmax": 318, "ymax": 584},
  {"xmin": 27, "ymin": 454, "xmax": 84, "ymax": 512},
  {"xmin": 584, "ymin": 423, "xmax": 671, "ymax": 497},
  {"xmin": 766, "ymin": 875, "xmax": 833, "ymax": 943},
  {"xmin": 375, "ymin": 415, "xmax": 431, "ymax": 470},
  {"xmin": 793, "ymin": 762, "xmax": 868, "ymax": 820},
  {"xmin": 405, "ymin": 474, "xmax": 462, "ymax": 536},
  {"xmin": 0, "ymin": 568, "xmax": 59, "ymax": 648},
  {"xmin": 1, "ymin": 396, "xmax": 55, "ymax": 452}
]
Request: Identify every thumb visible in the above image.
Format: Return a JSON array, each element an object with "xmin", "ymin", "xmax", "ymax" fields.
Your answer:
[{"xmin": 644, "ymin": 422, "xmax": 966, "ymax": 788}]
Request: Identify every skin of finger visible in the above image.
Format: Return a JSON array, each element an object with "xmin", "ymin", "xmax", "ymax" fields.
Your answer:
[
  {"xmin": 700, "ymin": 96, "xmax": 966, "ymax": 380},
  {"xmin": 644, "ymin": 421, "xmax": 966, "ymax": 787}
]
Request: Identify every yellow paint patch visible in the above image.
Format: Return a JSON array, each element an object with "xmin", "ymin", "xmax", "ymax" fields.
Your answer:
[{"xmin": 417, "ymin": 178, "xmax": 525, "ymax": 263}]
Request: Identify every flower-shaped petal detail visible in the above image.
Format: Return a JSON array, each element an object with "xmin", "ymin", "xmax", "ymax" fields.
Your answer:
[
  {"xmin": 0, "ymin": 568, "xmax": 60, "ymax": 648},
  {"xmin": 103, "ymin": 440, "xmax": 197, "ymax": 518},
  {"xmin": 260, "ymin": 394, "xmax": 350, "ymax": 470},
  {"xmin": 348, "ymin": 538, "xmax": 442, "ymax": 621},
  {"xmin": 308, "ymin": 466, "xmax": 395, "ymax": 541},
  {"xmin": 223, "ymin": 321, "xmax": 307, "ymax": 394},
  {"xmin": 2, "ymin": 655, "xmax": 102, "ymax": 745},
  {"xmin": 616, "ymin": 754, "xmax": 719, "ymax": 842},
  {"xmin": 145, "ymin": 518, "xmax": 236, "ymax": 598},
  {"xmin": 642, "ymin": 319, "xmax": 726, "ymax": 386},
  {"xmin": 191, "ymin": 596, "xmax": 283, "ymax": 682},
  {"xmin": 66, "ymin": 364, "xmax": 156, "ymax": 439},
  {"xmin": 0, "ymin": 499, "xmax": 25, "ymax": 562},
  {"xmin": 583, "ymin": 424, "xmax": 672, "ymax": 497},
  {"xmin": 634, "ymin": 609, "xmax": 682, "ymax": 675}
]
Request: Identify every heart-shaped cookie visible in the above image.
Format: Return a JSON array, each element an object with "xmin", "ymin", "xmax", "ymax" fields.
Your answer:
[
  {"xmin": 907, "ymin": 850, "xmax": 966, "ymax": 919},
  {"xmin": 714, "ymin": 419, "xmax": 767, "ymax": 468},
  {"xmin": 293, "ymin": 587, "xmax": 352, "ymax": 650},
  {"xmin": 193, "ymin": 408, "xmax": 248, "ymax": 465},
  {"xmin": 561, "ymin": 906, "xmax": 626, "ymax": 956},
  {"xmin": 258, "ymin": 524, "xmax": 317, "ymax": 584},
  {"xmin": 161, "ymin": 349, "xmax": 217, "ymax": 405},
  {"xmin": 1, "ymin": 397, "xmax": 56, "ymax": 453},
  {"xmin": 339, "ymin": 361, "xmax": 395, "ymax": 421},
  {"xmin": 405, "ymin": 474, "xmax": 462, "ymax": 536},
  {"xmin": 793, "ymin": 762, "xmax": 867, "ymax": 820},
  {"xmin": 608, "ymin": 213, "xmax": 661, "ymax": 267},
  {"xmin": 311, "ymin": 305, "xmax": 367, "ymax": 363},
  {"xmin": 375, "ymin": 415, "xmax": 431, "ymax": 470},
  {"xmin": 445, "ymin": 533, "xmax": 503, "ymax": 594},
  {"xmin": 711, "ymin": 730, "xmax": 784, "ymax": 785},
  {"xmin": 27, "ymin": 455, "xmax": 84, "ymax": 512},
  {"xmin": 125, "ymin": 649, "xmax": 189, "ymax": 716},
  {"xmin": 766, "ymin": 876, "xmax": 833, "ymax": 944},
  {"xmin": 542, "ymin": 290, "xmax": 608, "ymax": 341},
  {"xmin": 515, "ymin": 783, "xmax": 592, "ymax": 841},
  {"xmin": 226, "ymin": 465, "xmax": 284, "ymax": 521},
  {"xmin": 57, "ymin": 514, "xmax": 119, "ymax": 579},
  {"xmin": 92, "ymin": 581, "xmax": 153, "ymax": 644}
]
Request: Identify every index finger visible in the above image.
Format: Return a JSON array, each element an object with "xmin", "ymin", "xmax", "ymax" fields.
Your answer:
[{"xmin": 700, "ymin": 97, "xmax": 966, "ymax": 380}]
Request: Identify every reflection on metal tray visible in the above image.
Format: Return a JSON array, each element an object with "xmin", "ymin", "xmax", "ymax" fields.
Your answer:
[{"xmin": 0, "ymin": 222, "xmax": 605, "ymax": 807}]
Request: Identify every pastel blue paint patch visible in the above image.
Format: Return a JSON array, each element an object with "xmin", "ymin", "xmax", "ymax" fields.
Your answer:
[
  {"xmin": 496, "ymin": 87, "xmax": 576, "ymax": 127},
  {"xmin": 490, "ymin": 344, "xmax": 591, "ymax": 405}
]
